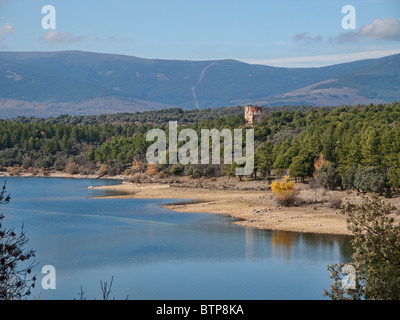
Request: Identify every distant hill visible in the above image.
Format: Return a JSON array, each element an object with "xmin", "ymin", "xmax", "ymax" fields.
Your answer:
[{"xmin": 0, "ymin": 50, "xmax": 399, "ymax": 118}]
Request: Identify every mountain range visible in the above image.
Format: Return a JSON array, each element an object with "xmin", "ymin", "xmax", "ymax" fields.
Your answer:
[{"xmin": 0, "ymin": 50, "xmax": 399, "ymax": 118}]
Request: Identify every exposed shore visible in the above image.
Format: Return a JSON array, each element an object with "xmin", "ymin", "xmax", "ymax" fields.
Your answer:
[
  {"xmin": 3, "ymin": 172, "xmax": 399, "ymax": 236},
  {"xmin": 90, "ymin": 176, "xmax": 400, "ymax": 236}
]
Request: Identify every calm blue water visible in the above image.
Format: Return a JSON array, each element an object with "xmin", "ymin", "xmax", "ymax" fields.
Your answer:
[{"xmin": 1, "ymin": 177, "xmax": 352, "ymax": 300}]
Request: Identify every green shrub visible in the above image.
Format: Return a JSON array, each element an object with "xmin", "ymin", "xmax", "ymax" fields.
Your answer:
[
  {"xmin": 316, "ymin": 163, "xmax": 342, "ymax": 190},
  {"xmin": 354, "ymin": 167, "xmax": 387, "ymax": 195},
  {"xmin": 169, "ymin": 164, "xmax": 184, "ymax": 176}
]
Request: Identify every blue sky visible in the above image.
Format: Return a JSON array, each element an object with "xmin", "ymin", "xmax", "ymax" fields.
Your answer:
[{"xmin": 1, "ymin": 0, "xmax": 400, "ymax": 67}]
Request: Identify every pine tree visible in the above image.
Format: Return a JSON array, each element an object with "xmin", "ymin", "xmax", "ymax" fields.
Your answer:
[
  {"xmin": 324, "ymin": 197, "xmax": 400, "ymax": 300},
  {"xmin": 0, "ymin": 183, "xmax": 37, "ymax": 300},
  {"xmin": 362, "ymin": 128, "xmax": 382, "ymax": 167},
  {"xmin": 289, "ymin": 153, "xmax": 313, "ymax": 182},
  {"xmin": 255, "ymin": 142, "xmax": 274, "ymax": 178}
]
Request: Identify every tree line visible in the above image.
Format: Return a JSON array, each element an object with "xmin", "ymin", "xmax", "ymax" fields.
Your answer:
[
  {"xmin": 1, "ymin": 102, "xmax": 400, "ymax": 195},
  {"xmin": 257, "ymin": 102, "xmax": 400, "ymax": 195}
]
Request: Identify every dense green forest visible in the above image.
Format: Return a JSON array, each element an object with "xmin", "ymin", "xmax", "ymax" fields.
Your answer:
[
  {"xmin": 10, "ymin": 105, "xmax": 317, "ymax": 125},
  {"xmin": 1, "ymin": 103, "xmax": 399, "ymax": 195}
]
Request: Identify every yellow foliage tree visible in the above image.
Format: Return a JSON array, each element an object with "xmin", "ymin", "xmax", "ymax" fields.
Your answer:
[
  {"xmin": 146, "ymin": 163, "xmax": 158, "ymax": 175},
  {"xmin": 313, "ymin": 153, "xmax": 330, "ymax": 178},
  {"xmin": 270, "ymin": 176, "xmax": 299, "ymax": 206},
  {"xmin": 132, "ymin": 160, "xmax": 141, "ymax": 173}
]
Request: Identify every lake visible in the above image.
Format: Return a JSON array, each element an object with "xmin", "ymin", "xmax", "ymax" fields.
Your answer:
[{"xmin": 1, "ymin": 177, "xmax": 353, "ymax": 300}]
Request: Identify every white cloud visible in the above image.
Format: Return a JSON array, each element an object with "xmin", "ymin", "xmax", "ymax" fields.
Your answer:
[
  {"xmin": 358, "ymin": 18, "xmax": 400, "ymax": 41},
  {"xmin": 40, "ymin": 31, "xmax": 84, "ymax": 44},
  {"xmin": 334, "ymin": 32, "xmax": 359, "ymax": 44},
  {"xmin": 240, "ymin": 50, "xmax": 400, "ymax": 68},
  {"xmin": 292, "ymin": 32, "xmax": 323, "ymax": 42},
  {"xmin": 0, "ymin": 23, "xmax": 14, "ymax": 35},
  {"xmin": 0, "ymin": 23, "xmax": 16, "ymax": 48},
  {"xmin": 335, "ymin": 18, "xmax": 400, "ymax": 43}
]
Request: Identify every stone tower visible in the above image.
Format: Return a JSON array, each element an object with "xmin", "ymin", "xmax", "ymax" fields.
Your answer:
[{"xmin": 244, "ymin": 106, "xmax": 262, "ymax": 126}]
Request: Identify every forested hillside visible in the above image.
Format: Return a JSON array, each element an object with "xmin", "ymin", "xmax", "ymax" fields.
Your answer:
[{"xmin": 1, "ymin": 103, "xmax": 399, "ymax": 195}]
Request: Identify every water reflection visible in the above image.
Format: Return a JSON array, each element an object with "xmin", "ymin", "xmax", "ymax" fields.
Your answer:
[
  {"xmin": 2, "ymin": 177, "xmax": 353, "ymax": 300},
  {"xmin": 271, "ymin": 230, "xmax": 297, "ymax": 258},
  {"xmin": 270, "ymin": 230, "xmax": 353, "ymax": 261},
  {"xmin": 244, "ymin": 227, "xmax": 352, "ymax": 264}
]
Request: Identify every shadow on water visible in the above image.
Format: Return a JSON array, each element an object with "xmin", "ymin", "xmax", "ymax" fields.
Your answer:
[{"xmin": 269, "ymin": 230, "xmax": 353, "ymax": 262}]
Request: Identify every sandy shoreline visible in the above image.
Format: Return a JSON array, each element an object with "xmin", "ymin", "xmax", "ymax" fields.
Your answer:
[
  {"xmin": 3, "ymin": 172, "xmax": 399, "ymax": 236},
  {"xmin": 91, "ymin": 180, "xmax": 357, "ymax": 235}
]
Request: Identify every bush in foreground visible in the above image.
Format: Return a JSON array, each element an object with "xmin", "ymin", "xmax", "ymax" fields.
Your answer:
[
  {"xmin": 324, "ymin": 196, "xmax": 400, "ymax": 300},
  {"xmin": 0, "ymin": 183, "xmax": 37, "ymax": 300}
]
